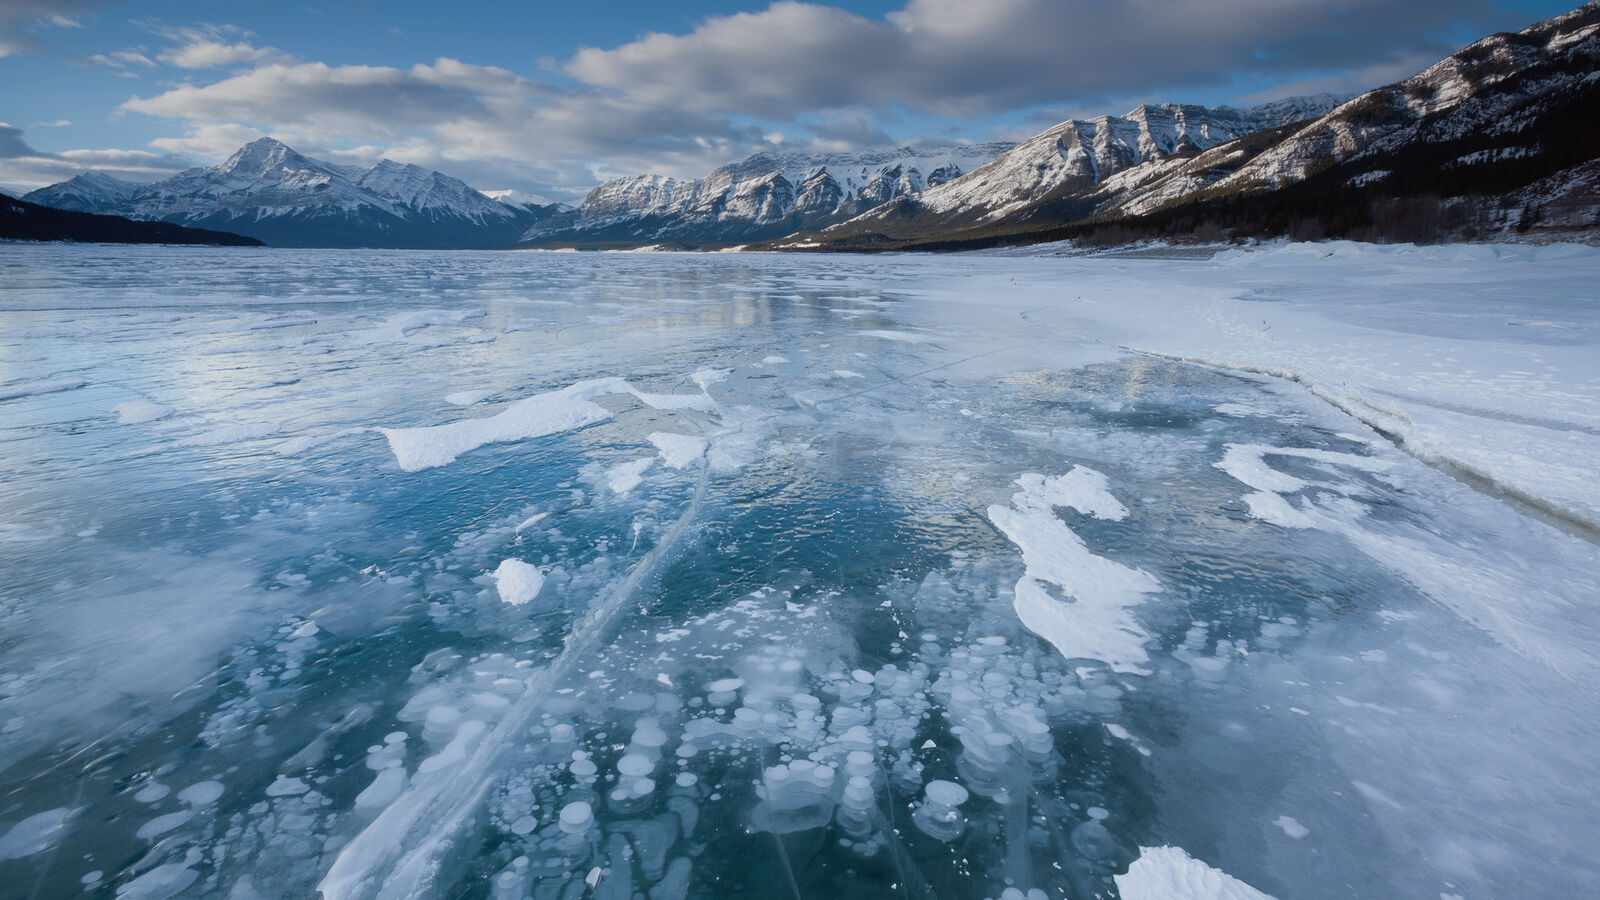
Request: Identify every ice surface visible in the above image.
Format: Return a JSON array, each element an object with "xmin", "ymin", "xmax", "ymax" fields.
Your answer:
[
  {"xmin": 0, "ymin": 378, "xmax": 85, "ymax": 401},
  {"xmin": 2, "ymin": 243, "xmax": 1598, "ymax": 900}
]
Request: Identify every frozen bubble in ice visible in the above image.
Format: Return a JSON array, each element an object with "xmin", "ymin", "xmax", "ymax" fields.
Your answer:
[
  {"xmin": 570, "ymin": 759, "xmax": 598, "ymax": 778},
  {"xmin": 178, "ymin": 781, "xmax": 224, "ymax": 807},
  {"xmin": 631, "ymin": 778, "xmax": 656, "ymax": 797},
  {"xmin": 423, "ymin": 705, "xmax": 461, "ymax": 739},
  {"xmin": 851, "ymin": 669, "xmax": 875, "ymax": 684},
  {"xmin": 135, "ymin": 810, "xmax": 194, "ymax": 840},
  {"xmin": 510, "ymin": 815, "xmax": 538, "ymax": 836},
  {"xmin": 558, "ymin": 801, "xmax": 593, "ymax": 834},
  {"xmin": 707, "ymin": 678, "xmax": 744, "ymax": 693},
  {"xmin": 1190, "ymin": 656, "xmax": 1228, "ymax": 682},
  {"xmin": 265, "ymin": 776, "xmax": 309, "ymax": 797},
  {"xmin": 355, "ymin": 767, "xmax": 407, "ymax": 809},
  {"xmin": 676, "ymin": 773, "xmax": 697, "ymax": 788},
  {"xmin": 0, "ymin": 807, "xmax": 71, "ymax": 860},
  {"xmin": 633, "ymin": 723, "xmax": 669, "ymax": 749},
  {"xmin": 617, "ymin": 754, "xmax": 654, "ymax": 777},
  {"xmin": 841, "ymin": 725, "xmax": 875, "ymax": 751},
  {"xmin": 1071, "ymin": 820, "xmax": 1118, "ymax": 861},
  {"xmin": 134, "ymin": 784, "xmax": 170, "ymax": 803},
  {"xmin": 617, "ymin": 692, "xmax": 656, "ymax": 712},
  {"xmin": 1087, "ymin": 806, "xmax": 1109, "ymax": 821},
  {"xmin": 925, "ymin": 780, "xmax": 968, "ymax": 807},
  {"xmin": 548, "ymin": 723, "xmax": 576, "ymax": 743}
]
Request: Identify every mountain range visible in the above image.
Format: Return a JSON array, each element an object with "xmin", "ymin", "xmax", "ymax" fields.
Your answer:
[
  {"xmin": 520, "ymin": 143, "xmax": 1016, "ymax": 247},
  {"xmin": 16, "ymin": 1, "xmax": 1599, "ymax": 250},
  {"xmin": 782, "ymin": 0, "xmax": 1600, "ymax": 250},
  {"xmin": 23, "ymin": 140, "xmax": 564, "ymax": 248}
]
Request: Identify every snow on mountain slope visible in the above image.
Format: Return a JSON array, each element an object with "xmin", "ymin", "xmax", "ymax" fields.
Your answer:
[
  {"xmin": 23, "ymin": 138, "xmax": 555, "ymax": 248},
  {"xmin": 521, "ymin": 143, "xmax": 1013, "ymax": 246},
  {"xmin": 20, "ymin": 172, "xmax": 142, "ymax": 213},
  {"xmin": 1202, "ymin": 2, "xmax": 1600, "ymax": 197},
  {"xmin": 854, "ymin": 98, "xmax": 1346, "ymax": 230}
]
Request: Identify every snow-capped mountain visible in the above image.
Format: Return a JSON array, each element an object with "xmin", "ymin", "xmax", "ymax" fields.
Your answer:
[
  {"xmin": 520, "ymin": 144, "xmax": 1014, "ymax": 247},
  {"xmin": 24, "ymin": 139, "xmax": 564, "ymax": 248},
  {"xmin": 791, "ymin": 1, "xmax": 1600, "ymax": 249},
  {"xmin": 789, "ymin": 96, "xmax": 1349, "ymax": 245}
]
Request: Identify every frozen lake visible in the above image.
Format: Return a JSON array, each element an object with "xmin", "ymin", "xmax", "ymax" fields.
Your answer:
[{"xmin": 1, "ymin": 243, "xmax": 1597, "ymax": 899}]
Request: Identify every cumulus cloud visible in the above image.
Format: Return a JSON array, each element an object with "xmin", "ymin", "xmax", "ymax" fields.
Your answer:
[
  {"xmin": 569, "ymin": 0, "xmax": 1510, "ymax": 117},
  {"xmin": 117, "ymin": 55, "xmax": 760, "ymax": 197},
  {"xmin": 142, "ymin": 23, "xmax": 290, "ymax": 68}
]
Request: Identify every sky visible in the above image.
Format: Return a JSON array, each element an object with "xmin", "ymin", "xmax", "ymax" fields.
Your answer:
[{"xmin": 0, "ymin": 0, "xmax": 1586, "ymax": 201}]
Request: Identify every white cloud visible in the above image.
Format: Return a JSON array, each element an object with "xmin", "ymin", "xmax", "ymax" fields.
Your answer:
[
  {"xmin": 85, "ymin": 49, "xmax": 156, "ymax": 69},
  {"xmin": 117, "ymin": 55, "xmax": 759, "ymax": 199},
  {"xmin": 148, "ymin": 123, "xmax": 267, "ymax": 157},
  {"xmin": 159, "ymin": 40, "xmax": 287, "ymax": 69},
  {"xmin": 0, "ymin": 123, "xmax": 192, "ymax": 191},
  {"xmin": 568, "ymin": 0, "xmax": 1507, "ymax": 118}
]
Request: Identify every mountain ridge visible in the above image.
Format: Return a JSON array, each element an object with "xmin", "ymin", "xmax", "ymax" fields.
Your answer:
[{"xmin": 24, "ymin": 139, "xmax": 565, "ymax": 249}]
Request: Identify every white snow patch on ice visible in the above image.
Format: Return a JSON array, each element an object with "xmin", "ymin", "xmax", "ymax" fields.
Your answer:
[
  {"xmin": 445, "ymin": 389, "xmax": 495, "ymax": 406},
  {"xmin": 988, "ymin": 468, "xmax": 1159, "ymax": 673},
  {"xmin": 112, "ymin": 401, "xmax": 174, "ymax": 424},
  {"xmin": 492, "ymin": 560, "xmax": 545, "ymax": 607},
  {"xmin": 649, "ymin": 431, "xmax": 708, "ymax": 469},
  {"xmin": 859, "ymin": 329, "xmax": 934, "ymax": 343},
  {"xmin": 379, "ymin": 377, "xmax": 624, "ymax": 471},
  {"xmin": 606, "ymin": 457, "xmax": 655, "ymax": 495},
  {"xmin": 1116, "ymin": 846, "xmax": 1277, "ymax": 900},
  {"xmin": 1274, "ymin": 815, "xmax": 1310, "ymax": 839},
  {"xmin": 381, "ymin": 376, "xmax": 717, "ymax": 471}
]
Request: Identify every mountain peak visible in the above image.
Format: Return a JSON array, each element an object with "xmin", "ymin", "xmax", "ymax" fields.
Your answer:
[{"xmin": 218, "ymin": 137, "xmax": 313, "ymax": 179}]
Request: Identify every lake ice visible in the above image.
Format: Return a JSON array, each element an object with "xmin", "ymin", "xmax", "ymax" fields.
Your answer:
[{"xmin": 1, "ymin": 242, "xmax": 1597, "ymax": 899}]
